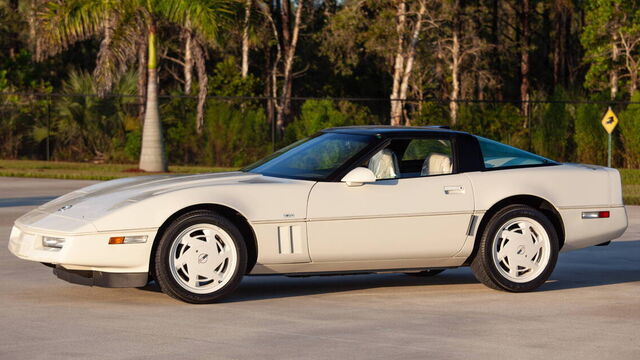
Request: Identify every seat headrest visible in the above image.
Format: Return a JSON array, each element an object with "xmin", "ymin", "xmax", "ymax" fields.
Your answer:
[
  {"xmin": 369, "ymin": 149, "xmax": 399, "ymax": 179},
  {"xmin": 422, "ymin": 153, "xmax": 452, "ymax": 176}
]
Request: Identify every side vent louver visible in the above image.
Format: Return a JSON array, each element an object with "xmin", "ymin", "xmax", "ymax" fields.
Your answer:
[{"xmin": 278, "ymin": 225, "xmax": 302, "ymax": 254}]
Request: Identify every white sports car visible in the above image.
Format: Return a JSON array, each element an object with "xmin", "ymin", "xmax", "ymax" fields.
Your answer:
[{"xmin": 9, "ymin": 126, "xmax": 628, "ymax": 303}]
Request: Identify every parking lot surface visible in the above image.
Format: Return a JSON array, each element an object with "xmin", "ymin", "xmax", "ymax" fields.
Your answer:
[{"xmin": 0, "ymin": 177, "xmax": 639, "ymax": 360}]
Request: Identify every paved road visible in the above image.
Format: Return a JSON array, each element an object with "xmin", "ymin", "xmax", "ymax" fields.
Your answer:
[{"xmin": 0, "ymin": 177, "xmax": 639, "ymax": 360}]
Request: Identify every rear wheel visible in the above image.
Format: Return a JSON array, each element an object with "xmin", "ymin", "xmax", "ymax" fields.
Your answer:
[
  {"xmin": 471, "ymin": 205, "xmax": 558, "ymax": 292},
  {"xmin": 154, "ymin": 210, "xmax": 247, "ymax": 303}
]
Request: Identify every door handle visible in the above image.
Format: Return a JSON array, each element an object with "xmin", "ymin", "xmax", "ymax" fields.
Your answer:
[{"xmin": 444, "ymin": 185, "xmax": 465, "ymax": 194}]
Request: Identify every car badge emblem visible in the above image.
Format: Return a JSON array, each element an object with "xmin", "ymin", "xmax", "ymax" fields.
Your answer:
[{"xmin": 57, "ymin": 205, "xmax": 73, "ymax": 212}]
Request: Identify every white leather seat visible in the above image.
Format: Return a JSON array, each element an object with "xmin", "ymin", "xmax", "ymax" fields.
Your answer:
[
  {"xmin": 421, "ymin": 153, "xmax": 452, "ymax": 176},
  {"xmin": 368, "ymin": 149, "xmax": 399, "ymax": 179}
]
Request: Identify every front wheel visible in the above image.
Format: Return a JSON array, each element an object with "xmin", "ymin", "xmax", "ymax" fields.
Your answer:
[
  {"xmin": 154, "ymin": 210, "xmax": 247, "ymax": 303},
  {"xmin": 471, "ymin": 205, "xmax": 558, "ymax": 292}
]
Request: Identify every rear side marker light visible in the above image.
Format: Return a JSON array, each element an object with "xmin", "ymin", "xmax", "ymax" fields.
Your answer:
[
  {"xmin": 109, "ymin": 236, "xmax": 148, "ymax": 245},
  {"xmin": 582, "ymin": 211, "xmax": 610, "ymax": 219}
]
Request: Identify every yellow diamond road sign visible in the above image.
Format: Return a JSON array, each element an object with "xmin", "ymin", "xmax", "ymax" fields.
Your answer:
[{"xmin": 601, "ymin": 107, "xmax": 619, "ymax": 134}]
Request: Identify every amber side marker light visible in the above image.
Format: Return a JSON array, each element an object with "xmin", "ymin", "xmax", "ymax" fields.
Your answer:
[
  {"xmin": 108, "ymin": 236, "xmax": 148, "ymax": 244},
  {"xmin": 581, "ymin": 211, "xmax": 610, "ymax": 219}
]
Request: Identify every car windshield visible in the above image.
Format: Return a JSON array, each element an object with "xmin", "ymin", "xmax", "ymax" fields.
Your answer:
[{"xmin": 244, "ymin": 132, "xmax": 375, "ymax": 180}]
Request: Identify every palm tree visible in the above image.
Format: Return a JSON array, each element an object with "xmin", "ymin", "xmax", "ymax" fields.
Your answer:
[{"xmin": 36, "ymin": 0, "xmax": 233, "ymax": 171}]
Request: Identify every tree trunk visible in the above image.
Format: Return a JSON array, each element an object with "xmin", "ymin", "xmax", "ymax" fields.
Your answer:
[
  {"xmin": 390, "ymin": 0, "xmax": 407, "ymax": 126},
  {"xmin": 552, "ymin": 1, "xmax": 570, "ymax": 87},
  {"xmin": 399, "ymin": 0, "xmax": 426, "ymax": 126},
  {"xmin": 183, "ymin": 29, "xmax": 194, "ymax": 93},
  {"xmin": 611, "ymin": 40, "xmax": 619, "ymax": 100},
  {"xmin": 275, "ymin": 0, "xmax": 304, "ymax": 133},
  {"xmin": 193, "ymin": 40, "xmax": 208, "ymax": 134},
  {"xmin": 450, "ymin": 32, "xmax": 460, "ymax": 126},
  {"xmin": 27, "ymin": 0, "xmax": 41, "ymax": 61},
  {"xmin": 520, "ymin": 0, "xmax": 531, "ymax": 122},
  {"xmin": 137, "ymin": 39, "xmax": 148, "ymax": 121},
  {"xmin": 139, "ymin": 25, "xmax": 168, "ymax": 172},
  {"xmin": 94, "ymin": 13, "xmax": 116, "ymax": 96},
  {"xmin": 242, "ymin": 0, "xmax": 252, "ymax": 78}
]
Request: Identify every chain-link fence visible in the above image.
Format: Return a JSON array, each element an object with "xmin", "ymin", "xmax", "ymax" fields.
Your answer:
[{"xmin": 1, "ymin": 92, "xmax": 638, "ymax": 168}]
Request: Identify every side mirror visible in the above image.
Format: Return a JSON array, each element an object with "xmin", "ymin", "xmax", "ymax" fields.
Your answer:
[{"xmin": 341, "ymin": 167, "xmax": 376, "ymax": 187}]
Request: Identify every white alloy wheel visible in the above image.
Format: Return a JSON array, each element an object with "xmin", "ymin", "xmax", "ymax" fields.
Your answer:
[
  {"xmin": 470, "ymin": 204, "xmax": 559, "ymax": 292},
  {"xmin": 491, "ymin": 217, "xmax": 551, "ymax": 283},
  {"xmin": 168, "ymin": 223, "xmax": 239, "ymax": 294}
]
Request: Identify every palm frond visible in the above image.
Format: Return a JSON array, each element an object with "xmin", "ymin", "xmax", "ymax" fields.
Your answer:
[
  {"xmin": 36, "ymin": 0, "xmax": 108, "ymax": 60},
  {"xmin": 155, "ymin": 0, "xmax": 236, "ymax": 45},
  {"xmin": 94, "ymin": 8, "xmax": 145, "ymax": 96}
]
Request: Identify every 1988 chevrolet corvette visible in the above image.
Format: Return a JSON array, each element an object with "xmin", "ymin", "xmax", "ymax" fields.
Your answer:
[{"xmin": 9, "ymin": 126, "xmax": 628, "ymax": 303}]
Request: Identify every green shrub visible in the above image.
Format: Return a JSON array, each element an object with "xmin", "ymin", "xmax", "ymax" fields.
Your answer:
[
  {"xmin": 619, "ymin": 93, "xmax": 640, "ymax": 168},
  {"xmin": 574, "ymin": 100, "xmax": 608, "ymax": 165},
  {"xmin": 412, "ymin": 101, "xmax": 449, "ymax": 126},
  {"xmin": 284, "ymin": 99, "xmax": 372, "ymax": 143},
  {"xmin": 53, "ymin": 70, "xmax": 137, "ymax": 161},
  {"xmin": 456, "ymin": 102, "xmax": 526, "ymax": 148},
  {"xmin": 531, "ymin": 89, "xmax": 574, "ymax": 162},
  {"xmin": 203, "ymin": 101, "xmax": 271, "ymax": 167}
]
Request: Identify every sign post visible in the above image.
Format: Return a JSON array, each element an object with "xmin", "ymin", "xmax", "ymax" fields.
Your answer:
[{"xmin": 601, "ymin": 107, "xmax": 619, "ymax": 168}]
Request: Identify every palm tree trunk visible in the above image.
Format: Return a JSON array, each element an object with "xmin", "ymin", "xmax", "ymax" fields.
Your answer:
[{"xmin": 139, "ymin": 24, "xmax": 168, "ymax": 172}]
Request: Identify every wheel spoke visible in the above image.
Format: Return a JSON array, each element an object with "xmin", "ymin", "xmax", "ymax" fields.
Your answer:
[
  {"xmin": 525, "ymin": 258, "xmax": 539, "ymax": 273},
  {"xmin": 509, "ymin": 262, "xmax": 519, "ymax": 277},
  {"xmin": 174, "ymin": 247, "xmax": 195, "ymax": 270},
  {"xmin": 501, "ymin": 229, "xmax": 527, "ymax": 243},
  {"xmin": 202, "ymin": 228, "xmax": 216, "ymax": 243},
  {"xmin": 187, "ymin": 271, "xmax": 200, "ymax": 288}
]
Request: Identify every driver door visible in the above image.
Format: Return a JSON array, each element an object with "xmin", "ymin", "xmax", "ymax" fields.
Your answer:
[{"xmin": 306, "ymin": 136, "xmax": 474, "ymax": 264}]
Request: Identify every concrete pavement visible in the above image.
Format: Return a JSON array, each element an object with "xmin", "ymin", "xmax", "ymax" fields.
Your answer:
[{"xmin": 0, "ymin": 177, "xmax": 639, "ymax": 360}]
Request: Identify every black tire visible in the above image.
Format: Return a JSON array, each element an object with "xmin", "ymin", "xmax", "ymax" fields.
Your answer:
[
  {"xmin": 406, "ymin": 269, "xmax": 445, "ymax": 277},
  {"xmin": 470, "ymin": 204, "xmax": 558, "ymax": 292},
  {"xmin": 154, "ymin": 210, "xmax": 247, "ymax": 303}
]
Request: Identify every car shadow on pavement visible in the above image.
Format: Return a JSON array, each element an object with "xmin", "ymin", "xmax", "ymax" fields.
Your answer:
[
  {"xmin": 542, "ymin": 240, "xmax": 640, "ymax": 291},
  {"xmin": 138, "ymin": 240, "xmax": 640, "ymax": 302},
  {"xmin": 138, "ymin": 271, "xmax": 481, "ymax": 302}
]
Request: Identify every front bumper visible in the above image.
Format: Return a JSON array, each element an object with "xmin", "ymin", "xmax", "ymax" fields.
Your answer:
[
  {"xmin": 53, "ymin": 265, "xmax": 148, "ymax": 287},
  {"xmin": 9, "ymin": 224, "xmax": 157, "ymax": 274}
]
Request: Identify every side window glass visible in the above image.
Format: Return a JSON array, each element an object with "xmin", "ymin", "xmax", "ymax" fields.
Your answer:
[{"xmin": 477, "ymin": 136, "xmax": 554, "ymax": 169}]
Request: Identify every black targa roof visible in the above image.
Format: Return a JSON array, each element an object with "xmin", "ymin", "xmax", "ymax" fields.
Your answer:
[{"xmin": 322, "ymin": 125, "xmax": 467, "ymax": 137}]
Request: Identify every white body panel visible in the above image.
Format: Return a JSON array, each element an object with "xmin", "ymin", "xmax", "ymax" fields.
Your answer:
[
  {"xmin": 8, "ymin": 163, "xmax": 628, "ymax": 277},
  {"xmin": 307, "ymin": 175, "xmax": 473, "ymax": 262},
  {"xmin": 464, "ymin": 164, "xmax": 627, "ymax": 252}
]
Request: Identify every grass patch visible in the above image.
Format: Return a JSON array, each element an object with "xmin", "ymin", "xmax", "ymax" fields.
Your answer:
[
  {"xmin": 1, "ymin": 159, "xmax": 639, "ymax": 204},
  {"xmin": 620, "ymin": 169, "xmax": 640, "ymax": 205},
  {"xmin": 0, "ymin": 159, "xmax": 236, "ymax": 181}
]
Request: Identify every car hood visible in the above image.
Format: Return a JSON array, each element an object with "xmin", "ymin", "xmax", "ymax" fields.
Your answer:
[{"xmin": 21, "ymin": 171, "xmax": 263, "ymax": 224}]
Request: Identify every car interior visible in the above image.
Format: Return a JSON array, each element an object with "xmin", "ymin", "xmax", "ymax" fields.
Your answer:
[{"xmin": 365, "ymin": 138, "xmax": 454, "ymax": 180}]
